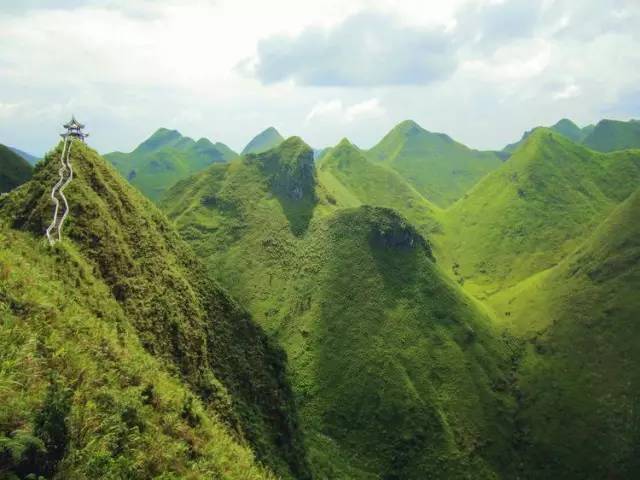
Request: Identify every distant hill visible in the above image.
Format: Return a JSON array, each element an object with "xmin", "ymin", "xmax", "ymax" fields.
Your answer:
[
  {"xmin": 0, "ymin": 140, "xmax": 310, "ymax": 479},
  {"xmin": 9, "ymin": 146, "xmax": 40, "ymax": 165},
  {"xmin": 241, "ymin": 127, "xmax": 284, "ymax": 155},
  {"xmin": 318, "ymin": 138, "xmax": 441, "ymax": 235},
  {"xmin": 0, "ymin": 143, "xmax": 33, "ymax": 193},
  {"xmin": 441, "ymin": 128, "xmax": 640, "ymax": 297},
  {"xmin": 503, "ymin": 118, "xmax": 593, "ymax": 153},
  {"xmin": 366, "ymin": 120, "xmax": 503, "ymax": 207},
  {"xmin": 105, "ymin": 128, "xmax": 238, "ymax": 201},
  {"xmin": 491, "ymin": 189, "xmax": 640, "ymax": 479},
  {"xmin": 582, "ymin": 118, "xmax": 640, "ymax": 152}
]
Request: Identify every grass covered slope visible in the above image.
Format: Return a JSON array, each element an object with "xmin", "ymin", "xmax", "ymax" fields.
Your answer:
[
  {"xmin": 241, "ymin": 127, "xmax": 285, "ymax": 155},
  {"xmin": 0, "ymin": 141, "xmax": 310, "ymax": 479},
  {"xmin": 442, "ymin": 128, "xmax": 640, "ymax": 297},
  {"xmin": 582, "ymin": 118, "xmax": 640, "ymax": 152},
  {"xmin": 0, "ymin": 226, "xmax": 276, "ymax": 480},
  {"xmin": 106, "ymin": 128, "xmax": 238, "ymax": 201},
  {"xmin": 0, "ymin": 144, "xmax": 33, "ymax": 193},
  {"xmin": 366, "ymin": 120, "xmax": 502, "ymax": 207},
  {"xmin": 163, "ymin": 140, "xmax": 517, "ymax": 479},
  {"xmin": 503, "ymin": 118, "xmax": 592, "ymax": 153},
  {"xmin": 318, "ymin": 138, "xmax": 442, "ymax": 235},
  {"xmin": 493, "ymin": 189, "xmax": 640, "ymax": 479}
]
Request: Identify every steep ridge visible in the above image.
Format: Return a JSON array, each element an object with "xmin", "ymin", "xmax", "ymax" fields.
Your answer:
[
  {"xmin": 163, "ymin": 139, "xmax": 517, "ymax": 479},
  {"xmin": 503, "ymin": 118, "xmax": 592, "ymax": 153},
  {"xmin": 582, "ymin": 118, "xmax": 640, "ymax": 152},
  {"xmin": 242, "ymin": 127, "xmax": 285, "ymax": 155},
  {"xmin": 106, "ymin": 128, "xmax": 237, "ymax": 201},
  {"xmin": 366, "ymin": 120, "xmax": 503, "ymax": 207},
  {"xmin": 0, "ymin": 141, "xmax": 310, "ymax": 479},
  {"xmin": 0, "ymin": 144, "xmax": 33, "ymax": 193},
  {"xmin": 318, "ymin": 138, "xmax": 442, "ymax": 236},
  {"xmin": 440, "ymin": 128, "xmax": 640, "ymax": 298},
  {"xmin": 492, "ymin": 189, "xmax": 640, "ymax": 478}
]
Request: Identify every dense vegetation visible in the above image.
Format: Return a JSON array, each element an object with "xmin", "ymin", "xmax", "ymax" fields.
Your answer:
[
  {"xmin": 365, "ymin": 120, "xmax": 503, "ymax": 207},
  {"xmin": 0, "ymin": 144, "xmax": 33, "ymax": 193},
  {"xmin": 105, "ymin": 128, "xmax": 237, "ymax": 201},
  {"xmin": 2, "ymin": 115, "xmax": 639, "ymax": 479},
  {"xmin": 0, "ymin": 141, "xmax": 309, "ymax": 479},
  {"xmin": 582, "ymin": 118, "xmax": 640, "ymax": 152}
]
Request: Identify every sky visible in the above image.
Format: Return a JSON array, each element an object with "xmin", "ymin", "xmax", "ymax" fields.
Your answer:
[{"xmin": 0, "ymin": 0, "xmax": 639, "ymax": 156}]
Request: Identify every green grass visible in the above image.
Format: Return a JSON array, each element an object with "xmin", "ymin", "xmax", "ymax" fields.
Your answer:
[
  {"xmin": 0, "ymin": 225, "xmax": 276, "ymax": 480},
  {"xmin": 163, "ymin": 138, "xmax": 520, "ymax": 479},
  {"xmin": 318, "ymin": 138, "xmax": 442, "ymax": 236},
  {"xmin": 503, "ymin": 118, "xmax": 593, "ymax": 153},
  {"xmin": 582, "ymin": 118, "xmax": 640, "ymax": 152},
  {"xmin": 105, "ymin": 128, "xmax": 238, "ymax": 202},
  {"xmin": 440, "ymin": 128, "xmax": 640, "ymax": 298},
  {"xmin": 365, "ymin": 120, "xmax": 503, "ymax": 207},
  {"xmin": 491, "ymin": 189, "xmax": 640, "ymax": 478},
  {"xmin": 0, "ymin": 140, "xmax": 310, "ymax": 479},
  {"xmin": 0, "ymin": 144, "xmax": 32, "ymax": 194},
  {"xmin": 241, "ymin": 127, "xmax": 284, "ymax": 155}
]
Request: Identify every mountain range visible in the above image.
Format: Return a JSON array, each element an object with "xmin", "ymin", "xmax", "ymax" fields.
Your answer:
[
  {"xmin": 0, "ymin": 144, "xmax": 33, "ymax": 193},
  {"xmin": 0, "ymin": 116, "xmax": 639, "ymax": 479}
]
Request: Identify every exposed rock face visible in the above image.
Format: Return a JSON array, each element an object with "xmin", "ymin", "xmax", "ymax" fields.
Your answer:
[
  {"xmin": 254, "ymin": 136, "xmax": 317, "ymax": 201},
  {"xmin": 365, "ymin": 206, "xmax": 434, "ymax": 259}
]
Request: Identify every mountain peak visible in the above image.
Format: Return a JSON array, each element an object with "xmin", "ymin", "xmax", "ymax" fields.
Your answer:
[
  {"xmin": 242, "ymin": 127, "xmax": 285, "ymax": 155},
  {"xmin": 392, "ymin": 119, "xmax": 424, "ymax": 135},
  {"xmin": 134, "ymin": 127, "xmax": 185, "ymax": 154}
]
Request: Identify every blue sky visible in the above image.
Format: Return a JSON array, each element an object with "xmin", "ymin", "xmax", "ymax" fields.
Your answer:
[{"xmin": 0, "ymin": 0, "xmax": 639, "ymax": 156}]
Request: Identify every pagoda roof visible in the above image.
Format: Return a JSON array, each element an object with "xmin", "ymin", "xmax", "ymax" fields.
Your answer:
[{"xmin": 63, "ymin": 115, "xmax": 85, "ymax": 129}]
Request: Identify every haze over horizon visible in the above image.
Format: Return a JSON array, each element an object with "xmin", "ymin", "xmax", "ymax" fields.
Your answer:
[{"xmin": 1, "ymin": 0, "xmax": 639, "ymax": 156}]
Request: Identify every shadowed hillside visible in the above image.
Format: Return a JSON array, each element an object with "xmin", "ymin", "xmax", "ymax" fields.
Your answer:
[
  {"xmin": 582, "ymin": 118, "xmax": 640, "ymax": 152},
  {"xmin": 491, "ymin": 189, "xmax": 640, "ymax": 478},
  {"xmin": 0, "ymin": 141, "xmax": 310, "ymax": 479},
  {"xmin": 0, "ymin": 144, "xmax": 33, "ymax": 193},
  {"xmin": 163, "ymin": 140, "xmax": 519, "ymax": 479}
]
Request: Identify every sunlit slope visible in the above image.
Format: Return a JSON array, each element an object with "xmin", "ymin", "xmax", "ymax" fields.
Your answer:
[
  {"xmin": 318, "ymin": 138, "xmax": 442, "ymax": 235},
  {"xmin": 366, "ymin": 120, "xmax": 503, "ymax": 207},
  {"xmin": 0, "ymin": 225, "xmax": 276, "ymax": 480},
  {"xmin": 242, "ymin": 127, "xmax": 285, "ymax": 155},
  {"xmin": 0, "ymin": 143, "xmax": 32, "ymax": 193},
  {"xmin": 494, "ymin": 189, "xmax": 640, "ymax": 479},
  {"xmin": 106, "ymin": 128, "xmax": 238, "ymax": 201},
  {"xmin": 582, "ymin": 118, "xmax": 640, "ymax": 152},
  {"xmin": 0, "ymin": 141, "xmax": 310, "ymax": 479},
  {"xmin": 164, "ymin": 139, "xmax": 517, "ymax": 479},
  {"xmin": 441, "ymin": 128, "xmax": 640, "ymax": 297}
]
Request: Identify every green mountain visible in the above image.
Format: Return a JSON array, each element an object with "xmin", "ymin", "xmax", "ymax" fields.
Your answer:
[
  {"xmin": 491, "ymin": 189, "xmax": 640, "ymax": 478},
  {"xmin": 105, "ymin": 128, "xmax": 238, "ymax": 201},
  {"xmin": 0, "ymin": 140, "xmax": 309, "ymax": 479},
  {"xmin": 0, "ymin": 143, "xmax": 33, "ymax": 193},
  {"xmin": 366, "ymin": 120, "xmax": 503, "ymax": 207},
  {"xmin": 163, "ymin": 137, "xmax": 518, "ymax": 479},
  {"xmin": 241, "ymin": 127, "xmax": 285, "ymax": 155},
  {"xmin": 9, "ymin": 146, "xmax": 40, "ymax": 165},
  {"xmin": 582, "ymin": 118, "xmax": 640, "ymax": 152},
  {"xmin": 318, "ymin": 138, "xmax": 442, "ymax": 235},
  {"xmin": 441, "ymin": 128, "xmax": 640, "ymax": 298},
  {"xmin": 503, "ymin": 118, "xmax": 592, "ymax": 153}
]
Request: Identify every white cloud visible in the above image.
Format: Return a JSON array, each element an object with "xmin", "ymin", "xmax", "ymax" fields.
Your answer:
[
  {"xmin": 305, "ymin": 98, "xmax": 385, "ymax": 124},
  {"xmin": 553, "ymin": 83, "xmax": 581, "ymax": 100},
  {"xmin": 0, "ymin": 0, "xmax": 638, "ymax": 156}
]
